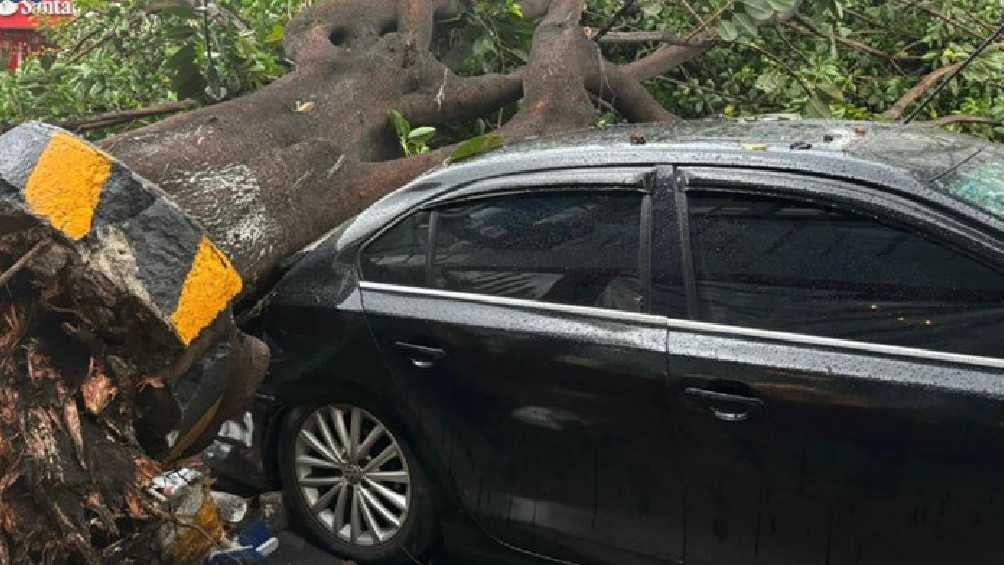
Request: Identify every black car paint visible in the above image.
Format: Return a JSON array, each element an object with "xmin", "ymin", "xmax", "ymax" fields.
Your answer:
[{"xmin": 255, "ymin": 120, "xmax": 1004, "ymax": 564}]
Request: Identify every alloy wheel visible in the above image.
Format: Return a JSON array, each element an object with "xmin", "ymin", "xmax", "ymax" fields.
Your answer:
[{"xmin": 293, "ymin": 404, "xmax": 411, "ymax": 546}]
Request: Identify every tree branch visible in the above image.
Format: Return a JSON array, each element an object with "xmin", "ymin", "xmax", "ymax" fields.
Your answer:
[
  {"xmin": 400, "ymin": 0, "xmax": 457, "ymax": 51},
  {"xmin": 521, "ymin": 0, "xmax": 554, "ymax": 19},
  {"xmin": 398, "ymin": 70, "xmax": 524, "ymax": 125},
  {"xmin": 57, "ymin": 100, "xmax": 200, "ymax": 132},
  {"xmin": 595, "ymin": 30, "xmax": 714, "ymax": 47},
  {"xmin": 787, "ymin": 16, "xmax": 922, "ymax": 67},
  {"xmin": 929, "ymin": 114, "xmax": 1000, "ymax": 126},
  {"xmin": 883, "ymin": 62, "xmax": 962, "ymax": 120},
  {"xmin": 591, "ymin": 61, "xmax": 677, "ymax": 122},
  {"xmin": 621, "ymin": 28, "xmax": 716, "ymax": 81}
]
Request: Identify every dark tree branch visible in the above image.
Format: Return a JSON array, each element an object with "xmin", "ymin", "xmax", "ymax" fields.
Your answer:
[
  {"xmin": 591, "ymin": 61, "xmax": 677, "ymax": 122},
  {"xmin": 595, "ymin": 30, "xmax": 714, "ymax": 47},
  {"xmin": 787, "ymin": 16, "xmax": 922, "ymax": 66},
  {"xmin": 929, "ymin": 114, "xmax": 1000, "ymax": 126},
  {"xmin": 883, "ymin": 62, "xmax": 962, "ymax": 120},
  {"xmin": 58, "ymin": 100, "xmax": 200, "ymax": 132},
  {"xmin": 621, "ymin": 28, "xmax": 716, "ymax": 81},
  {"xmin": 591, "ymin": 0, "xmax": 637, "ymax": 43},
  {"xmin": 399, "ymin": 71, "xmax": 524, "ymax": 126}
]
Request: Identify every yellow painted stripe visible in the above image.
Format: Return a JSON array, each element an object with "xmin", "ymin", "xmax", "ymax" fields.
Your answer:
[
  {"xmin": 24, "ymin": 133, "xmax": 112, "ymax": 240},
  {"xmin": 171, "ymin": 236, "xmax": 243, "ymax": 345}
]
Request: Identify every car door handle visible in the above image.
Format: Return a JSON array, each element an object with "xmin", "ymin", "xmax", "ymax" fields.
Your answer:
[
  {"xmin": 393, "ymin": 342, "xmax": 445, "ymax": 369},
  {"xmin": 684, "ymin": 387, "xmax": 763, "ymax": 422}
]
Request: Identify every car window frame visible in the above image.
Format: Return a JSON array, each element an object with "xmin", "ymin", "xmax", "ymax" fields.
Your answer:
[
  {"xmin": 674, "ymin": 165, "xmax": 1004, "ymax": 363},
  {"xmin": 357, "ymin": 166, "xmax": 658, "ymax": 313}
]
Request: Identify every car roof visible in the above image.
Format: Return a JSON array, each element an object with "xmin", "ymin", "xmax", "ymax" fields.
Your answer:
[
  {"xmin": 342, "ymin": 119, "xmax": 1002, "ymax": 246},
  {"xmin": 433, "ymin": 118, "xmax": 984, "ymax": 186}
]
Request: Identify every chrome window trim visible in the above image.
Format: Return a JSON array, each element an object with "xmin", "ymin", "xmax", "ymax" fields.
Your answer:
[
  {"xmin": 359, "ymin": 281, "xmax": 667, "ymax": 327},
  {"xmin": 359, "ymin": 280, "xmax": 1004, "ymax": 371},
  {"xmin": 664, "ymin": 318, "xmax": 1004, "ymax": 370}
]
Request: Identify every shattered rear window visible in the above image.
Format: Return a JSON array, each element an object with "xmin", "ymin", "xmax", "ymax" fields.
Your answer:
[{"xmin": 936, "ymin": 146, "xmax": 1004, "ymax": 219}]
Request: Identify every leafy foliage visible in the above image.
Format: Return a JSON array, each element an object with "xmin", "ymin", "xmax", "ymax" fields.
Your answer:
[
  {"xmin": 0, "ymin": 0, "xmax": 308, "ymax": 135},
  {"xmin": 388, "ymin": 110, "xmax": 437, "ymax": 156},
  {"xmin": 4, "ymin": 0, "xmax": 1004, "ymax": 144},
  {"xmin": 585, "ymin": 0, "xmax": 1004, "ymax": 138}
]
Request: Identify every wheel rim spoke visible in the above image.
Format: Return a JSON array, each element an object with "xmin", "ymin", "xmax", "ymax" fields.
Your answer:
[
  {"xmin": 300, "ymin": 429, "xmax": 341, "ymax": 465},
  {"xmin": 296, "ymin": 454, "xmax": 343, "ymax": 471},
  {"xmin": 314, "ymin": 411, "xmax": 343, "ymax": 462},
  {"xmin": 349, "ymin": 407, "xmax": 362, "ymax": 460},
  {"xmin": 363, "ymin": 444, "xmax": 398, "ymax": 474},
  {"xmin": 300, "ymin": 476, "xmax": 344, "ymax": 486},
  {"xmin": 350, "ymin": 488, "xmax": 361, "ymax": 544},
  {"xmin": 366, "ymin": 470, "xmax": 409, "ymax": 485},
  {"xmin": 311, "ymin": 480, "xmax": 345, "ymax": 512},
  {"xmin": 333, "ymin": 481, "xmax": 349, "ymax": 532},
  {"xmin": 364, "ymin": 476, "xmax": 408, "ymax": 511},
  {"xmin": 359, "ymin": 486, "xmax": 401, "ymax": 528},
  {"xmin": 331, "ymin": 407, "xmax": 352, "ymax": 459},
  {"xmin": 356, "ymin": 424, "xmax": 384, "ymax": 458},
  {"xmin": 357, "ymin": 487, "xmax": 385, "ymax": 542}
]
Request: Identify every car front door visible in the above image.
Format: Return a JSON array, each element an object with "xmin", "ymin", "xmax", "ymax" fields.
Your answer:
[
  {"xmin": 664, "ymin": 168, "xmax": 1004, "ymax": 565},
  {"xmin": 359, "ymin": 170, "xmax": 687, "ymax": 564}
]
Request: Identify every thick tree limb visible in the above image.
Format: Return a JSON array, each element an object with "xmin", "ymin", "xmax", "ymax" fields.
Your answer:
[
  {"xmin": 521, "ymin": 0, "xmax": 554, "ymax": 19},
  {"xmin": 883, "ymin": 63, "xmax": 962, "ymax": 120},
  {"xmin": 399, "ymin": 70, "xmax": 524, "ymax": 125},
  {"xmin": 592, "ymin": 61, "xmax": 677, "ymax": 122}
]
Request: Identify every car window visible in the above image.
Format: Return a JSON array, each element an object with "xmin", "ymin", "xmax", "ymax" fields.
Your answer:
[
  {"xmin": 432, "ymin": 191, "xmax": 644, "ymax": 312},
  {"xmin": 688, "ymin": 192, "xmax": 1004, "ymax": 357},
  {"xmin": 359, "ymin": 211, "xmax": 430, "ymax": 287}
]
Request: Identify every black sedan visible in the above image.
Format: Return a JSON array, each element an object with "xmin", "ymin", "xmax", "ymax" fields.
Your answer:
[{"xmin": 242, "ymin": 119, "xmax": 1004, "ymax": 565}]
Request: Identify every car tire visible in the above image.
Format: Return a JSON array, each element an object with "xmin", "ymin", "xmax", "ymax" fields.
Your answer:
[{"xmin": 278, "ymin": 391, "xmax": 437, "ymax": 564}]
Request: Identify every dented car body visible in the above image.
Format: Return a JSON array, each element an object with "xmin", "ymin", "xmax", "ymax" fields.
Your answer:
[{"xmin": 245, "ymin": 120, "xmax": 1004, "ymax": 564}]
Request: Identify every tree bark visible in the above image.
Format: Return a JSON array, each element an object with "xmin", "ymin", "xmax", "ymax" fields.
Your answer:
[{"xmin": 883, "ymin": 62, "xmax": 963, "ymax": 121}]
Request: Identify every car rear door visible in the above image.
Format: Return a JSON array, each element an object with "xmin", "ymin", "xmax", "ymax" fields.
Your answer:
[
  {"xmin": 663, "ymin": 167, "xmax": 1004, "ymax": 565},
  {"xmin": 358, "ymin": 169, "xmax": 687, "ymax": 564}
]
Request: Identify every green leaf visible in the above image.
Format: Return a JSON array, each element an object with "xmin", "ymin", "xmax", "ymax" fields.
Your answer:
[
  {"xmin": 743, "ymin": 0, "xmax": 774, "ymax": 22},
  {"xmin": 718, "ymin": 20, "xmax": 739, "ymax": 42},
  {"xmin": 819, "ymin": 83, "xmax": 845, "ymax": 102},
  {"xmin": 265, "ymin": 23, "xmax": 285, "ymax": 45},
  {"xmin": 755, "ymin": 70, "xmax": 785, "ymax": 93},
  {"xmin": 408, "ymin": 126, "xmax": 436, "ymax": 140},
  {"xmin": 449, "ymin": 133, "xmax": 505, "ymax": 163},
  {"xmin": 733, "ymin": 13, "xmax": 758, "ymax": 36},
  {"xmin": 806, "ymin": 95, "xmax": 832, "ymax": 118},
  {"xmin": 388, "ymin": 109, "xmax": 411, "ymax": 139},
  {"xmin": 826, "ymin": 0, "xmax": 844, "ymax": 19},
  {"xmin": 639, "ymin": 0, "xmax": 662, "ymax": 18},
  {"xmin": 766, "ymin": 0, "xmax": 797, "ymax": 12}
]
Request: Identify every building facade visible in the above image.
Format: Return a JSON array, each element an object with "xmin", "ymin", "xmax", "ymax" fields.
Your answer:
[{"xmin": 0, "ymin": 0, "xmax": 73, "ymax": 71}]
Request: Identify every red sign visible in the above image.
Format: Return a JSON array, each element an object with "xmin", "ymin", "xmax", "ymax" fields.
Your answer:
[
  {"xmin": 0, "ymin": 0, "xmax": 74, "ymax": 30},
  {"xmin": 0, "ymin": 29, "xmax": 42, "ymax": 70}
]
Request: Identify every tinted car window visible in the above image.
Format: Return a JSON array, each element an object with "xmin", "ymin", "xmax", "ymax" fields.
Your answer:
[
  {"xmin": 360, "ymin": 211, "xmax": 430, "ymax": 286},
  {"xmin": 689, "ymin": 192, "xmax": 1004, "ymax": 357},
  {"xmin": 432, "ymin": 191, "xmax": 644, "ymax": 312}
]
